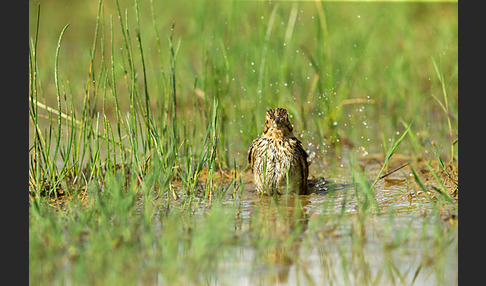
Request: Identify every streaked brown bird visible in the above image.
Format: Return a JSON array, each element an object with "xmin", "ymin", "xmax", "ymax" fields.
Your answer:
[{"xmin": 248, "ymin": 108, "xmax": 309, "ymax": 195}]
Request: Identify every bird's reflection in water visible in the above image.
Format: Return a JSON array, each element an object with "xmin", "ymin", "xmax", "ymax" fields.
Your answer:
[{"xmin": 247, "ymin": 193, "xmax": 312, "ymax": 284}]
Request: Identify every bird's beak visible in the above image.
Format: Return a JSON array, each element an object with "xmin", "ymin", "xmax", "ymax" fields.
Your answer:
[{"xmin": 273, "ymin": 118, "xmax": 280, "ymax": 126}]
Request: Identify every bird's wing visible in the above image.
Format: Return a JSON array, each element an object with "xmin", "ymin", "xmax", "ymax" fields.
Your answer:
[
  {"xmin": 248, "ymin": 139, "xmax": 257, "ymax": 171},
  {"xmin": 296, "ymin": 139, "xmax": 309, "ymax": 180}
]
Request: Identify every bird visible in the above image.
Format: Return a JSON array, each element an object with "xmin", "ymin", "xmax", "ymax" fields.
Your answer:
[{"xmin": 248, "ymin": 108, "xmax": 309, "ymax": 195}]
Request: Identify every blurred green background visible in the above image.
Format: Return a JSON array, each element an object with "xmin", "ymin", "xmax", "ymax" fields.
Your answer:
[{"xmin": 29, "ymin": 0, "xmax": 457, "ymax": 173}]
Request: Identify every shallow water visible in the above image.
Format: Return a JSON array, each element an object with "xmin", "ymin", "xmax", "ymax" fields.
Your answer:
[
  {"xmin": 230, "ymin": 182, "xmax": 454, "ymax": 284},
  {"xmin": 145, "ymin": 163, "xmax": 457, "ymax": 285}
]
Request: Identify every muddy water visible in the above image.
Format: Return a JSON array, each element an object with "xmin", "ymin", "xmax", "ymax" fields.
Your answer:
[
  {"xmin": 137, "ymin": 155, "xmax": 457, "ymax": 285},
  {"xmin": 210, "ymin": 164, "xmax": 458, "ymax": 285}
]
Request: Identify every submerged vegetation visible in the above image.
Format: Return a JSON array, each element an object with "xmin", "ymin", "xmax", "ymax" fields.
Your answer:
[{"xmin": 29, "ymin": 0, "xmax": 457, "ymax": 285}]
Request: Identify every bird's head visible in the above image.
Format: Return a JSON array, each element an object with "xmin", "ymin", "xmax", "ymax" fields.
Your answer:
[{"xmin": 263, "ymin": 108, "xmax": 294, "ymax": 139}]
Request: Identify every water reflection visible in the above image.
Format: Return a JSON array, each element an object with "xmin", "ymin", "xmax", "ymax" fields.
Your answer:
[
  {"xmin": 230, "ymin": 171, "xmax": 457, "ymax": 284},
  {"xmin": 146, "ymin": 165, "xmax": 457, "ymax": 285},
  {"xmin": 245, "ymin": 192, "xmax": 311, "ymax": 284}
]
